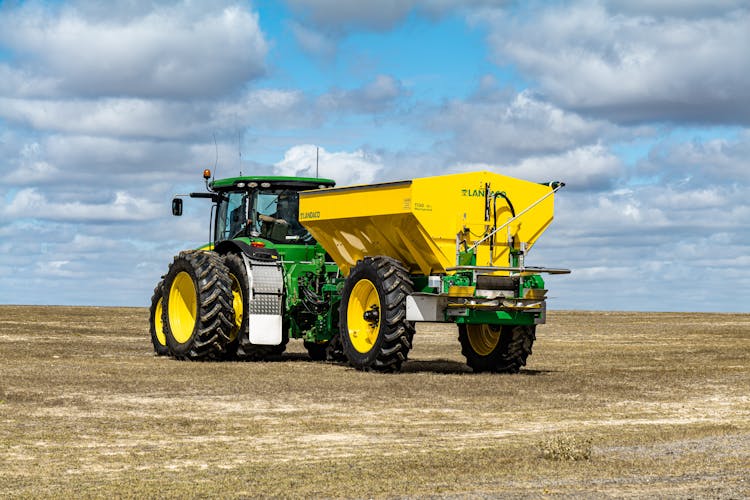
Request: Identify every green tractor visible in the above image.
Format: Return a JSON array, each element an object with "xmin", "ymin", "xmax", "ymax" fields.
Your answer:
[
  {"xmin": 150, "ymin": 169, "xmax": 568, "ymax": 373},
  {"xmin": 149, "ymin": 169, "xmax": 344, "ymax": 361}
]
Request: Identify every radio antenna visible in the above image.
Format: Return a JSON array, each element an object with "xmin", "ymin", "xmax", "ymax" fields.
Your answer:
[
  {"xmin": 316, "ymin": 146, "xmax": 319, "ymax": 178},
  {"xmin": 238, "ymin": 130, "xmax": 243, "ymax": 176},
  {"xmin": 212, "ymin": 133, "xmax": 218, "ymax": 181}
]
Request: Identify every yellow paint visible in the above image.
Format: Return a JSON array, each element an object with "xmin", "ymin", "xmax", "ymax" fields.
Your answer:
[
  {"xmin": 168, "ymin": 271, "xmax": 197, "ymax": 344},
  {"xmin": 228, "ymin": 273, "xmax": 243, "ymax": 343},
  {"xmin": 299, "ymin": 171, "xmax": 555, "ymax": 276},
  {"xmin": 466, "ymin": 324, "xmax": 500, "ymax": 356},
  {"xmin": 155, "ymin": 296, "xmax": 166, "ymax": 346},
  {"xmin": 448, "ymin": 285, "xmax": 476, "ymax": 297},
  {"xmin": 346, "ymin": 279, "xmax": 381, "ymax": 354}
]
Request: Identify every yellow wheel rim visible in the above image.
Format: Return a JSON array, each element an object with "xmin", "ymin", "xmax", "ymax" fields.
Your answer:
[
  {"xmin": 466, "ymin": 324, "xmax": 500, "ymax": 356},
  {"xmin": 168, "ymin": 271, "xmax": 197, "ymax": 344},
  {"xmin": 347, "ymin": 279, "xmax": 381, "ymax": 354},
  {"xmin": 154, "ymin": 296, "xmax": 166, "ymax": 346},
  {"xmin": 228, "ymin": 273, "xmax": 243, "ymax": 342}
]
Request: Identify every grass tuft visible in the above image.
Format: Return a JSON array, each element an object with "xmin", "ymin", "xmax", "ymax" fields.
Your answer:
[{"xmin": 539, "ymin": 434, "xmax": 593, "ymax": 461}]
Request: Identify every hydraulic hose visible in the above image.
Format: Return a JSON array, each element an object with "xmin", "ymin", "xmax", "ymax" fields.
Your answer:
[{"xmin": 492, "ymin": 191, "xmax": 516, "ymax": 256}]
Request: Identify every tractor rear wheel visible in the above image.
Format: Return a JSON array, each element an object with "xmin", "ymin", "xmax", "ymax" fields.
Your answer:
[
  {"xmin": 161, "ymin": 251, "xmax": 235, "ymax": 360},
  {"xmin": 458, "ymin": 324, "xmax": 535, "ymax": 373},
  {"xmin": 148, "ymin": 280, "xmax": 169, "ymax": 356},
  {"xmin": 221, "ymin": 254, "xmax": 246, "ymax": 360},
  {"xmin": 339, "ymin": 256, "xmax": 414, "ymax": 372}
]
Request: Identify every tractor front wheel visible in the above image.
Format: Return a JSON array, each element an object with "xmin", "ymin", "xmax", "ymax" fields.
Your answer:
[
  {"xmin": 148, "ymin": 280, "xmax": 169, "ymax": 356},
  {"xmin": 339, "ymin": 256, "xmax": 414, "ymax": 372},
  {"xmin": 458, "ymin": 324, "xmax": 535, "ymax": 373},
  {"xmin": 161, "ymin": 251, "xmax": 235, "ymax": 360}
]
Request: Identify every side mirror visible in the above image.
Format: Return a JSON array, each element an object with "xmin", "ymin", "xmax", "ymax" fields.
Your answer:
[{"xmin": 172, "ymin": 198, "xmax": 183, "ymax": 216}]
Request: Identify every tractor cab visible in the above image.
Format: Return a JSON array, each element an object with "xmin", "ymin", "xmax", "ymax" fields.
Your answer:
[
  {"xmin": 211, "ymin": 176, "xmax": 335, "ymax": 246},
  {"xmin": 173, "ymin": 172, "xmax": 335, "ymax": 247}
]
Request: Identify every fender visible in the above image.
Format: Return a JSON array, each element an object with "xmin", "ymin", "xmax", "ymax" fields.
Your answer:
[
  {"xmin": 214, "ymin": 239, "xmax": 284, "ymax": 346},
  {"xmin": 213, "ymin": 239, "xmax": 280, "ymax": 261}
]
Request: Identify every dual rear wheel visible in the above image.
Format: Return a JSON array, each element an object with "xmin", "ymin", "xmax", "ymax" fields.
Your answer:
[
  {"xmin": 148, "ymin": 281, "xmax": 169, "ymax": 356},
  {"xmin": 159, "ymin": 251, "xmax": 235, "ymax": 360},
  {"xmin": 151, "ymin": 251, "xmax": 287, "ymax": 361}
]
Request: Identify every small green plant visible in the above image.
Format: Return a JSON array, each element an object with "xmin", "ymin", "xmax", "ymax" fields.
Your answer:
[{"xmin": 539, "ymin": 434, "xmax": 593, "ymax": 461}]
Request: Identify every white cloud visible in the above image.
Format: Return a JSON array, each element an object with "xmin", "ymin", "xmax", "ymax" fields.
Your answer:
[
  {"xmin": 476, "ymin": 2, "xmax": 750, "ymax": 123},
  {"xmin": 0, "ymin": 1, "xmax": 267, "ymax": 99},
  {"xmin": 430, "ymin": 90, "xmax": 615, "ymax": 164},
  {"xmin": 2, "ymin": 188, "xmax": 162, "ymax": 223},
  {"xmin": 641, "ymin": 131, "xmax": 750, "ymax": 184},
  {"xmin": 288, "ymin": 21, "xmax": 336, "ymax": 58},
  {"xmin": 0, "ymin": 97, "xmax": 210, "ymax": 138},
  {"xmin": 285, "ymin": 0, "xmax": 508, "ymax": 33},
  {"xmin": 0, "ymin": 88, "xmax": 312, "ymax": 139},
  {"xmin": 0, "ymin": 64, "xmax": 59, "ymax": 98},
  {"xmin": 213, "ymin": 89, "xmax": 311, "ymax": 131},
  {"xmin": 284, "ymin": 0, "xmax": 414, "ymax": 32},
  {"xmin": 273, "ymin": 145, "xmax": 383, "ymax": 186},
  {"xmin": 318, "ymin": 75, "xmax": 407, "ymax": 114},
  {"xmin": 454, "ymin": 144, "xmax": 624, "ymax": 191},
  {"xmin": 604, "ymin": 0, "xmax": 749, "ymax": 18},
  {"xmin": 6, "ymin": 141, "xmax": 61, "ymax": 184}
]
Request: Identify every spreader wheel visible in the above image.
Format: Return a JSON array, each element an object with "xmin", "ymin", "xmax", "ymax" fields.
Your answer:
[
  {"xmin": 458, "ymin": 323, "xmax": 536, "ymax": 373},
  {"xmin": 340, "ymin": 256, "xmax": 414, "ymax": 372},
  {"xmin": 148, "ymin": 280, "xmax": 169, "ymax": 356},
  {"xmin": 161, "ymin": 251, "xmax": 235, "ymax": 360}
]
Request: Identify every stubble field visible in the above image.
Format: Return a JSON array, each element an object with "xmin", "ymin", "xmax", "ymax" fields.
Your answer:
[{"xmin": 1, "ymin": 306, "xmax": 748, "ymax": 498}]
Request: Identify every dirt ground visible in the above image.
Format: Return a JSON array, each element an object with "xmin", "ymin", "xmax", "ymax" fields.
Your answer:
[{"xmin": 1, "ymin": 306, "xmax": 748, "ymax": 498}]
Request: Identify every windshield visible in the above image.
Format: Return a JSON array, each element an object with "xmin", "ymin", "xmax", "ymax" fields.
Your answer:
[
  {"xmin": 215, "ymin": 188, "xmax": 313, "ymax": 244},
  {"xmin": 215, "ymin": 191, "xmax": 248, "ymax": 241}
]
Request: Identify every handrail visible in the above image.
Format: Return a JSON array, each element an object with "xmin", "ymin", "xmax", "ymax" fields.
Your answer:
[{"xmin": 445, "ymin": 265, "xmax": 571, "ymax": 275}]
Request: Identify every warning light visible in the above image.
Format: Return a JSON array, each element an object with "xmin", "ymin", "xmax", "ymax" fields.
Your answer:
[
  {"xmin": 203, "ymin": 169, "xmax": 211, "ymax": 180},
  {"xmin": 251, "ymin": 241, "xmax": 266, "ymax": 248}
]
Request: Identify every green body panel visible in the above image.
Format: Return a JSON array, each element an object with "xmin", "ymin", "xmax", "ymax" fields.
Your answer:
[
  {"xmin": 454, "ymin": 310, "xmax": 539, "ymax": 326},
  {"xmin": 228, "ymin": 236, "xmax": 343, "ymax": 343}
]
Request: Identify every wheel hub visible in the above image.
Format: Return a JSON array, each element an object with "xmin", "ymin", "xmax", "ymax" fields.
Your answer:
[
  {"xmin": 347, "ymin": 278, "xmax": 381, "ymax": 354},
  {"xmin": 362, "ymin": 305, "xmax": 379, "ymax": 327}
]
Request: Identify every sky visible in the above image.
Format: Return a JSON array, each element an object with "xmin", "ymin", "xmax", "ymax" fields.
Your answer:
[{"xmin": 0, "ymin": 0, "xmax": 748, "ymax": 312}]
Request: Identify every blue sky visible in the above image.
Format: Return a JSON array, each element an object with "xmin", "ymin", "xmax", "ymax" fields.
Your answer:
[{"xmin": 0, "ymin": 0, "xmax": 748, "ymax": 311}]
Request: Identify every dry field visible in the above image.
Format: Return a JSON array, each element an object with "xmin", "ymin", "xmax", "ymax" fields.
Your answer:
[{"xmin": 1, "ymin": 306, "xmax": 749, "ymax": 498}]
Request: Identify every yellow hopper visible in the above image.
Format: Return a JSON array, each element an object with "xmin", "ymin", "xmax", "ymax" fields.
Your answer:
[{"xmin": 299, "ymin": 170, "xmax": 559, "ymax": 276}]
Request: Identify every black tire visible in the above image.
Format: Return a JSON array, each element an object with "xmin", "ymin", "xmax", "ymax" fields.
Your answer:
[
  {"xmin": 325, "ymin": 333, "xmax": 347, "ymax": 362},
  {"xmin": 221, "ymin": 253, "xmax": 247, "ymax": 360},
  {"xmin": 148, "ymin": 280, "xmax": 169, "ymax": 356},
  {"xmin": 339, "ymin": 256, "xmax": 414, "ymax": 372},
  {"xmin": 237, "ymin": 331, "xmax": 288, "ymax": 360},
  {"xmin": 458, "ymin": 324, "xmax": 536, "ymax": 373},
  {"xmin": 304, "ymin": 341, "xmax": 329, "ymax": 361},
  {"xmin": 161, "ymin": 251, "xmax": 235, "ymax": 360}
]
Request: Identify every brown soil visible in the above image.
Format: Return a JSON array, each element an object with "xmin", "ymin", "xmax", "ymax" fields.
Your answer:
[{"xmin": 1, "ymin": 306, "xmax": 748, "ymax": 498}]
